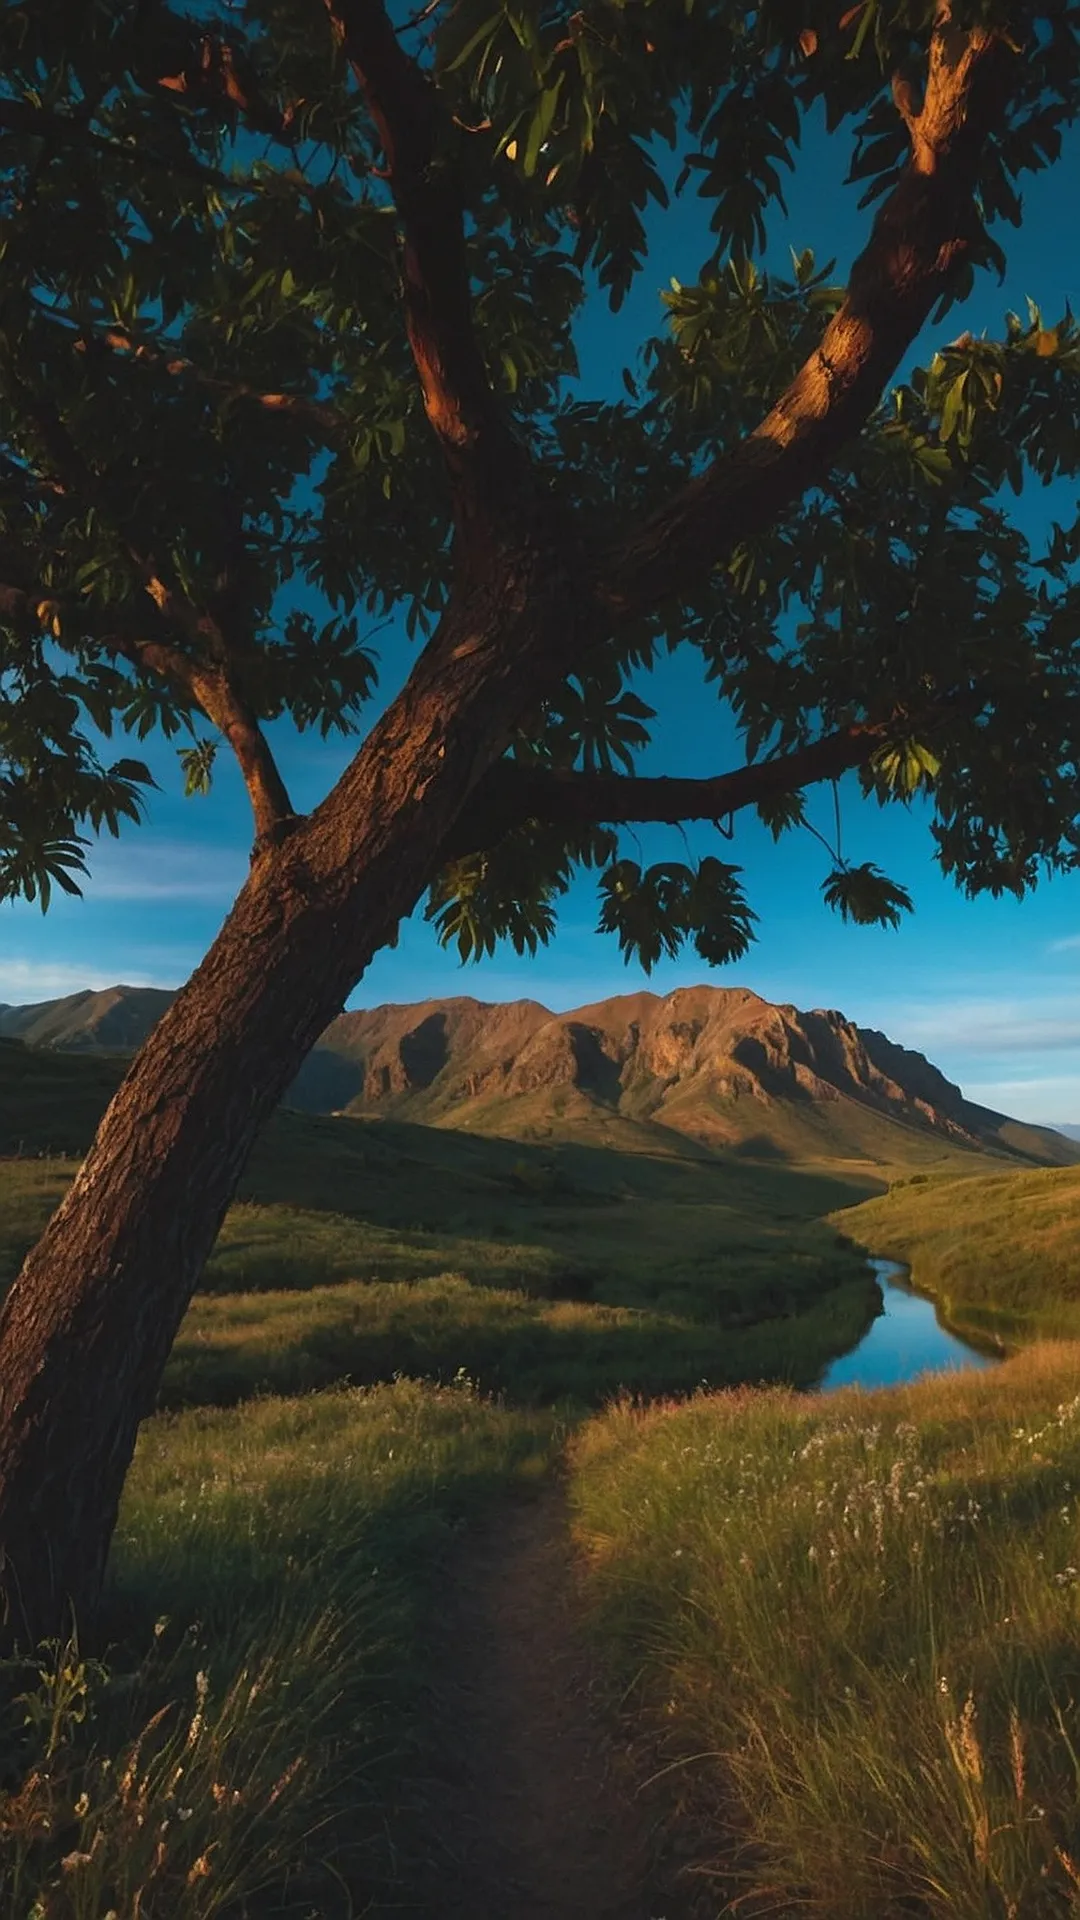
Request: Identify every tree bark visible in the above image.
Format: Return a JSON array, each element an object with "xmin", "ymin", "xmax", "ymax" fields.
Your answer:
[{"xmin": 0, "ymin": 525, "xmax": 581, "ymax": 1643}]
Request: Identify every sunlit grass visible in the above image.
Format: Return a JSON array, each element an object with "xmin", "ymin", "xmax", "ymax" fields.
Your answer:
[{"xmin": 571, "ymin": 1344, "xmax": 1080, "ymax": 1917}]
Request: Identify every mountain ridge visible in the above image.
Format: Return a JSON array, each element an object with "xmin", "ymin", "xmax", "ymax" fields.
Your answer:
[{"xmin": 2, "ymin": 981, "xmax": 1076, "ymax": 1170}]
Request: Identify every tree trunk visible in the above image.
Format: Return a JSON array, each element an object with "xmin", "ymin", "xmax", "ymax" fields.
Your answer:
[{"xmin": 0, "ymin": 531, "xmax": 582, "ymax": 1644}]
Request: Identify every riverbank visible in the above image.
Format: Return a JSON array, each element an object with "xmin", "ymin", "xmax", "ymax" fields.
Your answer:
[{"xmin": 837, "ymin": 1163, "xmax": 1080, "ymax": 1350}]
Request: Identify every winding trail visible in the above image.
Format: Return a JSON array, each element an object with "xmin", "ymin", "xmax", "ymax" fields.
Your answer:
[{"xmin": 421, "ymin": 1485, "xmax": 676, "ymax": 1920}]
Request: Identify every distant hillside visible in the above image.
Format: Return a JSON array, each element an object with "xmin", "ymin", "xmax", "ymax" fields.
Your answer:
[
  {"xmin": 0, "ymin": 986, "xmax": 174, "ymax": 1052},
  {"xmin": 2, "ymin": 981, "xmax": 1077, "ymax": 1171}
]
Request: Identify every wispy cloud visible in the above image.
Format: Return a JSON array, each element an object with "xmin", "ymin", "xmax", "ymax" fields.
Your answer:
[
  {"xmin": 82, "ymin": 838, "xmax": 246, "ymax": 903},
  {"xmin": 879, "ymin": 998, "xmax": 1080, "ymax": 1056},
  {"xmin": 1048, "ymin": 935, "xmax": 1080, "ymax": 954},
  {"xmin": 0, "ymin": 958, "xmax": 172, "ymax": 1003}
]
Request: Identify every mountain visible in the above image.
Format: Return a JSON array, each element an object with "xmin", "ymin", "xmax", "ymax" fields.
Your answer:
[
  {"xmin": 0, "ymin": 986, "xmax": 174, "ymax": 1053},
  {"xmin": 1044, "ymin": 1123, "xmax": 1080, "ymax": 1142},
  {"xmin": 5, "ymin": 981, "xmax": 1076, "ymax": 1170},
  {"xmin": 304, "ymin": 986, "xmax": 1078, "ymax": 1167}
]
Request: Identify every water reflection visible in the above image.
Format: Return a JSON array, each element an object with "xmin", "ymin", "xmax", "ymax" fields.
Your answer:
[{"xmin": 819, "ymin": 1258, "xmax": 997, "ymax": 1393}]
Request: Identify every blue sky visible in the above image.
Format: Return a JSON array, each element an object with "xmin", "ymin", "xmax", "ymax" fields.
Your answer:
[{"xmin": 8, "ymin": 104, "xmax": 1080, "ymax": 1123}]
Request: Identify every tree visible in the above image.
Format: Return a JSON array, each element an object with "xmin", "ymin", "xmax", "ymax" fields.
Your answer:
[{"xmin": 1, "ymin": 0, "xmax": 1080, "ymax": 1643}]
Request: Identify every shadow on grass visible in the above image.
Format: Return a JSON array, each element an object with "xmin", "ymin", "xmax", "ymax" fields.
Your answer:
[{"xmin": 165, "ymin": 1270, "xmax": 882, "ymax": 1412}]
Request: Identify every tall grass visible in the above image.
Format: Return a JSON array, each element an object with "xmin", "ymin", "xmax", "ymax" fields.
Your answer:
[
  {"xmin": 2, "ymin": 1377, "xmax": 559, "ymax": 1917},
  {"xmin": 571, "ymin": 1345, "xmax": 1080, "ymax": 1917}
]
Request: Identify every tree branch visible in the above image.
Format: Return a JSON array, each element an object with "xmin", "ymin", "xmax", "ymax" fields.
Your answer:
[
  {"xmin": 598, "ymin": 6, "xmax": 1015, "ymax": 617},
  {"xmin": 1, "ymin": 382, "xmax": 296, "ymax": 845},
  {"xmin": 446, "ymin": 720, "xmax": 900, "ymax": 858},
  {"xmin": 70, "ymin": 326, "xmax": 345, "ymax": 444},
  {"xmin": 321, "ymin": 0, "xmax": 527, "ymax": 528},
  {"xmin": 0, "ymin": 97, "xmax": 234, "ymax": 190}
]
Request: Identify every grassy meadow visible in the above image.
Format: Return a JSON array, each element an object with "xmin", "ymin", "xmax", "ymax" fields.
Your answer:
[
  {"xmin": 0, "ymin": 1045, "xmax": 892, "ymax": 1915},
  {"xmin": 2, "ymin": 1083, "xmax": 892, "ymax": 1407},
  {"xmin": 4, "ymin": 1039, "xmax": 1079, "ymax": 1915}
]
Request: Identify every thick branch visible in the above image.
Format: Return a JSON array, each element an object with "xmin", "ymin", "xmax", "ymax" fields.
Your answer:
[
  {"xmin": 0, "ymin": 575, "xmax": 294, "ymax": 845},
  {"xmin": 447, "ymin": 721, "xmax": 897, "ymax": 857},
  {"xmin": 0, "ymin": 383, "xmax": 296, "ymax": 844},
  {"xmin": 600, "ymin": 7, "xmax": 1014, "ymax": 616},
  {"xmin": 321, "ymin": 0, "xmax": 526, "ymax": 526},
  {"xmin": 120, "ymin": 636, "xmax": 296, "ymax": 846}
]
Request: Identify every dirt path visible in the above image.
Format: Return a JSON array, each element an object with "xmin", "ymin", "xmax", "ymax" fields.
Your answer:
[{"xmin": 418, "ymin": 1485, "xmax": 672, "ymax": 1920}]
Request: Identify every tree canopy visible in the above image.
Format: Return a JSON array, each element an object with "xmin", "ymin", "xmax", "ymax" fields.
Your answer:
[{"xmin": 4, "ymin": 0, "xmax": 1080, "ymax": 971}]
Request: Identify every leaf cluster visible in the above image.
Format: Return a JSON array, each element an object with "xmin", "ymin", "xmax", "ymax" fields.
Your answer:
[{"xmin": 597, "ymin": 855, "xmax": 757, "ymax": 971}]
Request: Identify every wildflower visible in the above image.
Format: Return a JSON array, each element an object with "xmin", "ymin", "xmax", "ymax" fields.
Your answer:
[
  {"xmin": 73, "ymin": 1792, "xmax": 90, "ymax": 1818},
  {"xmin": 177, "ymin": 1807, "xmax": 194, "ymax": 1822},
  {"xmin": 939, "ymin": 1676, "xmax": 950, "ymax": 1694},
  {"xmin": 186, "ymin": 1670, "xmax": 210, "ymax": 1749}
]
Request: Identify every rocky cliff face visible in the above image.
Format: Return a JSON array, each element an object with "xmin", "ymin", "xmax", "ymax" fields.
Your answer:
[
  {"xmin": 308, "ymin": 984, "xmax": 1024, "ymax": 1157},
  {"xmin": 3, "ymin": 981, "xmax": 1072, "ymax": 1166}
]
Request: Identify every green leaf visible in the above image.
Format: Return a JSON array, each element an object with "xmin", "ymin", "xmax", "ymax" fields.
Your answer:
[
  {"xmin": 523, "ymin": 76, "xmax": 563, "ymax": 179},
  {"xmin": 756, "ymin": 789, "xmax": 806, "ymax": 841},
  {"xmin": 871, "ymin": 741, "xmax": 941, "ymax": 798},
  {"xmin": 177, "ymin": 740, "xmax": 218, "ymax": 798},
  {"xmin": 439, "ymin": 10, "xmax": 503, "ymax": 75},
  {"xmin": 820, "ymin": 864, "xmax": 914, "ymax": 930}
]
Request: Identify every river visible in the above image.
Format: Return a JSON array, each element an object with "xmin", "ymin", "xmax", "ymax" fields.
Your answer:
[{"xmin": 818, "ymin": 1257, "xmax": 997, "ymax": 1393}]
